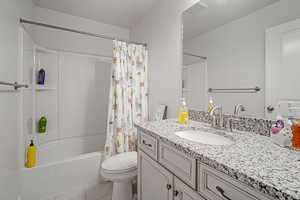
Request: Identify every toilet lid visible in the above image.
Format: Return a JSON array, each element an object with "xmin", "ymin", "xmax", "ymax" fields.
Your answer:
[{"xmin": 102, "ymin": 151, "xmax": 137, "ymax": 173}]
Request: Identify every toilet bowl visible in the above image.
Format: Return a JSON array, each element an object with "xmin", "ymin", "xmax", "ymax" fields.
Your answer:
[{"xmin": 101, "ymin": 151, "xmax": 137, "ymax": 200}]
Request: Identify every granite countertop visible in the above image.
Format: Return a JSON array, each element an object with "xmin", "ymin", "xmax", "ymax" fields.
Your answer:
[{"xmin": 135, "ymin": 119, "xmax": 300, "ymax": 200}]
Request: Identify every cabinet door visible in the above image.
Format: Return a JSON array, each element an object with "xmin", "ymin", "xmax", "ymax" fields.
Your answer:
[
  {"xmin": 159, "ymin": 142, "xmax": 196, "ymax": 189},
  {"xmin": 138, "ymin": 150, "xmax": 173, "ymax": 200},
  {"xmin": 174, "ymin": 177, "xmax": 205, "ymax": 200}
]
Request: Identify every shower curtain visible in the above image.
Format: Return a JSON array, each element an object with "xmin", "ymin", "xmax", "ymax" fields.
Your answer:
[{"xmin": 104, "ymin": 40, "xmax": 148, "ymax": 158}]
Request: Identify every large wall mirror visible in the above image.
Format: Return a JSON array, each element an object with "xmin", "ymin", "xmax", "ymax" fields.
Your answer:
[{"xmin": 182, "ymin": 0, "xmax": 300, "ymax": 120}]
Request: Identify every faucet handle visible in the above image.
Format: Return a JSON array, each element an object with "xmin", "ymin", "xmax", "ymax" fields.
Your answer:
[
  {"xmin": 234, "ymin": 104, "xmax": 246, "ymax": 116},
  {"xmin": 227, "ymin": 117, "xmax": 241, "ymax": 132},
  {"xmin": 209, "ymin": 106, "xmax": 222, "ymax": 116}
]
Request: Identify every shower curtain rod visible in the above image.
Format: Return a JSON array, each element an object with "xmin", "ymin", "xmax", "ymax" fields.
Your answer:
[
  {"xmin": 20, "ymin": 18, "xmax": 147, "ymax": 47},
  {"xmin": 20, "ymin": 18, "xmax": 206, "ymax": 59}
]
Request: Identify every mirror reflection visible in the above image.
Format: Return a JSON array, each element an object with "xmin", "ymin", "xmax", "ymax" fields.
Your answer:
[{"xmin": 182, "ymin": 0, "xmax": 300, "ymax": 119}]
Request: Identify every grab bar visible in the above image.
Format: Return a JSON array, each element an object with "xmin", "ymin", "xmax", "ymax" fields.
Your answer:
[
  {"xmin": 208, "ymin": 86, "xmax": 260, "ymax": 93},
  {"xmin": 0, "ymin": 81, "xmax": 28, "ymax": 90}
]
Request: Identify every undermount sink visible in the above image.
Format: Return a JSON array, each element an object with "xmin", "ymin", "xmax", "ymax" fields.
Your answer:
[{"xmin": 175, "ymin": 130, "xmax": 234, "ymax": 146}]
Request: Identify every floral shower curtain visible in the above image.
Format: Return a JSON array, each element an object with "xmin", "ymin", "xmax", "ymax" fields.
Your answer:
[{"xmin": 104, "ymin": 40, "xmax": 148, "ymax": 158}]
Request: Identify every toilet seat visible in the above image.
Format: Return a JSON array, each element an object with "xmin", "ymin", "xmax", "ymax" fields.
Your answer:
[{"xmin": 101, "ymin": 151, "xmax": 137, "ymax": 176}]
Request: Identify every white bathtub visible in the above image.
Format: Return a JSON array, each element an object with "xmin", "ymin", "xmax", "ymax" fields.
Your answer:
[{"xmin": 21, "ymin": 137, "xmax": 112, "ymax": 200}]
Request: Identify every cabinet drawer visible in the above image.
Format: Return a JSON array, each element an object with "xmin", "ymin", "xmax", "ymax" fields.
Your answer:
[
  {"xmin": 159, "ymin": 142, "xmax": 196, "ymax": 189},
  {"xmin": 138, "ymin": 130, "xmax": 158, "ymax": 160},
  {"xmin": 198, "ymin": 164, "xmax": 272, "ymax": 200}
]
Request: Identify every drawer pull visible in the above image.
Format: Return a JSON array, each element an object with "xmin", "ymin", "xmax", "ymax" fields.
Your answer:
[
  {"xmin": 166, "ymin": 184, "xmax": 172, "ymax": 190},
  {"xmin": 174, "ymin": 190, "xmax": 179, "ymax": 196},
  {"xmin": 216, "ymin": 186, "xmax": 231, "ymax": 200},
  {"xmin": 174, "ymin": 190, "xmax": 183, "ymax": 200},
  {"xmin": 142, "ymin": 140, "xmax": 152, "ymax": 147}
]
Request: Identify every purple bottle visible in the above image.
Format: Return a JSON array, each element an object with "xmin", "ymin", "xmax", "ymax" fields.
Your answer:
[{"xmin": 37, "ymin": 68, "xmax": 45, "ymax": 85}]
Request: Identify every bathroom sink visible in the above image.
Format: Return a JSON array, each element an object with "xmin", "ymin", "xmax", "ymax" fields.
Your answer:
[{"xmin": 175, "ymin": 130, "xmax": 234, "ymax": 146}]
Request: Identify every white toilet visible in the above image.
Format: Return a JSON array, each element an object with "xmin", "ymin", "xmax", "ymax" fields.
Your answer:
[{"xmin": 101, "ymin": 151, "xmax": 137, "ymax": 200}]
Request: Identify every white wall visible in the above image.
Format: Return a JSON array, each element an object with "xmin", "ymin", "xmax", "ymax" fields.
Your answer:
[
  {"xmin": 31, "ymin": 6, "xmax": 128, "ymax": 138},
  {"xmin": 183, "ymin": 61, "xmax": 207, "ymax": 111},
  {"xmin": 184, "ymin": 0, "xmax": 300, "ymax": 117},
  {"xmin": 21, "ymin": 7, "xmax": 116, "ymax": 161},
  {"xmin": 59, "ymin": 52, "xmax": 110, "ymax": 142},
  {"xmin": 0, "ymin": 0, "xmax": 33, "ymax": 199},
  {"xmin": 21, "ymin": 40, "xmax": 110, "ymax": 164},
  {"xmin": 20, "ymin": 11, "xmax": 112, "ymax": 198},
  {"xmin": 33, "ymin": 7, "xmax": 129, "ymax": 57},
  {"xmin": 130, "ymin": 0, "xmax": 199, "ymax": 118}
]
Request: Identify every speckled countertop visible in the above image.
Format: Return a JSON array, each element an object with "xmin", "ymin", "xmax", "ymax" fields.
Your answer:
[{"xmin": 135, "ymin": 119, "xmax": 300, "ymax": 200}]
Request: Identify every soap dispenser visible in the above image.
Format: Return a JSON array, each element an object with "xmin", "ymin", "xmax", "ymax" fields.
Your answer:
[
  {"xmin": 178, "ymin": 97, "xmax": 188, "ymax": 124},
  {"xmin": 291, "ymin": 119, "xmax": 300, "ymax": 149}
]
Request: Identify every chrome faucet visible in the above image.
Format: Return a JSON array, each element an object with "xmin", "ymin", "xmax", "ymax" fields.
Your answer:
[
  {"xmin": 225, "ymin": 104, "xmax": 245, "ymax": 132},
  {"xmin": 234, "ymin": 104, "xmax": 245, "ymax": 116},
  {"xmin": 209, "ymin": 106, "xmax": 224, "ymax": 129}
]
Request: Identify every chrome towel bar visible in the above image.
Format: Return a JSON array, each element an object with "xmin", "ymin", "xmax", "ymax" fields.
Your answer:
[
  {"xmin": 208, "ymin": 86, "xmax": 261, "ymax": 93},
  {"xmin": 0, "ymin": 81, "xmax": 28, "ymax": 90}
]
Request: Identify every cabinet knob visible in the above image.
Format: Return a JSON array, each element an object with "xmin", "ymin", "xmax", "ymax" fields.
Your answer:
[
  {"xmin": 267, "ymin": 105, "xmax": 275, "ymax": 112},
  {"xmin": 174, "ymin": 190, "xmax": 183, "ymax": 200},
  {"xmin": 166, "ymin": 184, "xmax": 172, "ymax": 190},
  {"xmin": 174, "ymin": 190, "xmax": 179, "ymax": 196}
]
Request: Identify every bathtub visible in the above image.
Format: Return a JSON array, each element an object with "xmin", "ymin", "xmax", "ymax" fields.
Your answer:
[{"xmin": 21, "ymin": 137, "xmax": 112, "ymax": 200}]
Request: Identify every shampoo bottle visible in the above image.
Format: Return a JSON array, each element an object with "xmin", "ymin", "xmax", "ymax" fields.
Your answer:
[
  {"xmin": 38, "ymin": 116, "xmax": 47, "ymax": 134},
  {"xmin": 26, "ymin": 140, "xmax": 36, "ymax": 168},
  {"xmin": 37, "ymin": 68, "xmax": 45, "ymax": 85},
  {"xmin": 178, "ymin": 98, "xmax": 188, "ymax": 124}
]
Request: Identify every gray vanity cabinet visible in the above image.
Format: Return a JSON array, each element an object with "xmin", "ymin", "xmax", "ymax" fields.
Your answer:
[
  {"xmin": 137, "ymin": 129, "xmax": 273, "ymax": 200},
  {"xmin": 138, "ymin": 150, "xmax": 173, "ymax": 200}
]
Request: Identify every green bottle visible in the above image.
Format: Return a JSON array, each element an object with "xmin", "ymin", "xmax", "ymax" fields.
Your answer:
[{"xmin": 38, "ymin": 116, "xmax": 47, "ymax": 133}]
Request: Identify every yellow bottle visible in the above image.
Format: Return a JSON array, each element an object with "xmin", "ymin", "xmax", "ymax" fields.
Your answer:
[
  {"xmin": 208, "ymin": 96, "xmax": 214, "ymax": 113},
  {"xmin": 178, "ymin": 98, "xmax": 189, "ymax": 124},
  {"xmin": 26, "ymin": 140, "xmax": 37, "ymax": 168}
]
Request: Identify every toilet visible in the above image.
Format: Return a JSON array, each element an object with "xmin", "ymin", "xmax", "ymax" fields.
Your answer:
[{"xmin": 101, "ymin": 151, "xmax": 137, "ymax": 200}]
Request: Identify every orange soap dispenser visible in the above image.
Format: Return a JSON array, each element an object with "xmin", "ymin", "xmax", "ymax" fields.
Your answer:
[{"xmin": 291, "ymin": 119, "xmax": 300, "ymax": 149}]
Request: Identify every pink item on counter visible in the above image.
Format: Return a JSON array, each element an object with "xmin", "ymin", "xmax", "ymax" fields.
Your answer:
[{"xmin": 271, "ymin": 127, "xmax": 282, "ymax": 134}]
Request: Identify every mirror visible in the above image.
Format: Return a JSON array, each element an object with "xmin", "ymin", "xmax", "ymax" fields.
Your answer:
[{"xmin": 182, "ymin": 0, "xmax": 300, "ymax": 119}]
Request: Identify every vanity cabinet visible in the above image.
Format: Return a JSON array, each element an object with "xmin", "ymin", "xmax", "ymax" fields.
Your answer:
[
  {"xmin": 138, "ymin": 150, "xmax": 173, "ymax": 200},
  {"xmin": 137, "ymin": 130, "xmax": 273, "ymax": 200}
]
